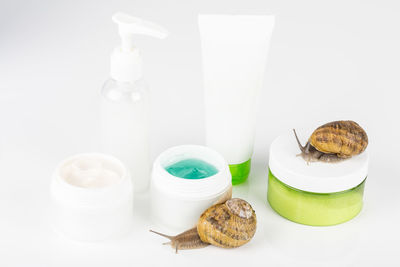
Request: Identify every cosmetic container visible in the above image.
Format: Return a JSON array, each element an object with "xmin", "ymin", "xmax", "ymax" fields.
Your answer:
[
  {"xmin": 199, "ymin": 14, "xmax": 275, "ymax": 185},
  {"xmin": 50, "ymin": 153, "xmax": 133, "ymax": 241},
  {"xmin": 101, "ymin": 13, "xmax": 168, "ymax": 192},
  {"xmin": 151, "ymin": 145, "xmax": 232, "ymax": 231},
  {"xmin": 267, "ymin": 131, "xmax": 368, "ymax": 226}
]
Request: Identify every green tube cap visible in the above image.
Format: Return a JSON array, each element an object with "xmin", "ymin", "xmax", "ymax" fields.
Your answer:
[{"xmin": 229, "ymin": 159, "xmax": 251, "ymax": 185}]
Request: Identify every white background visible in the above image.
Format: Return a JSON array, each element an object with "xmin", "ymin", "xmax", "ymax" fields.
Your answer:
[{"xmin": 1, "ymin": 0, "xmax": 399, "ymax": 266}]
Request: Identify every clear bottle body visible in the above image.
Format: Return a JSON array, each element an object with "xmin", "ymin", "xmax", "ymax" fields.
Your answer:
[{"xmin": 101, "ymin": 78, "xmax": 150, "ymax": 193}]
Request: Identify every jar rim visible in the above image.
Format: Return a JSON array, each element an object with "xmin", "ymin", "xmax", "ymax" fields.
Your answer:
[
  {"xmin": 51, "ymin": 153, "xmax": 132, "ymax": 207},
  {"xmin": 151, "ymin": 145, "xmax": 232, "ymax": 199}
]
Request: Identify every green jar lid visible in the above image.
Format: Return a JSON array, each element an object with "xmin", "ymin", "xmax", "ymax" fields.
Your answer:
[{"xmin": 229, "ymin": 159, "xmax": 251, "ymax": 185}]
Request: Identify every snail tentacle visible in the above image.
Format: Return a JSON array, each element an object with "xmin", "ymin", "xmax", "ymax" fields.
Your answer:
[
  {"xmin": 292, "ymin": 129, "xmax": 306, "ymax": 153},
  {"xmin": 149, "ymin": 230, "xmax": 173, "ymax": 240}
]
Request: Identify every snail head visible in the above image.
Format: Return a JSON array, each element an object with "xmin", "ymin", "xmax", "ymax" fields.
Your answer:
[{"xmin": 292, "ymin": 129, "xmax": 315, "ymax": 164}]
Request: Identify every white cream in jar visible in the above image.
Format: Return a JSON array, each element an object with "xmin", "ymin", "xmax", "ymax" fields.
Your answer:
[{"xmin": 50, "ymin": 153, "xmax": 133, "ymax": 241}]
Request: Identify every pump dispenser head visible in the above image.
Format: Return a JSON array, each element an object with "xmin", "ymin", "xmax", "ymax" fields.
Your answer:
[{"xmin": 110, "ymin": 13, "xmax": 168, "ymax": 82}]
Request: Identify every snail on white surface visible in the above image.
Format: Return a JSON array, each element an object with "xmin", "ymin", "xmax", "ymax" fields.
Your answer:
[{"xmin": 293, "ymin": 120, "xmax": 368, "ymax": 163}]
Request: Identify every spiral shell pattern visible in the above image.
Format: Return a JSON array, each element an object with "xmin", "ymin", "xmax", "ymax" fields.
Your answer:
[
  {"xmin": 197, "ymin": 198, "xmax": 256, "ymax": 248},
  {"xmin": 309, "ymin": 120, "xmax": 368, "ymax": 158}
]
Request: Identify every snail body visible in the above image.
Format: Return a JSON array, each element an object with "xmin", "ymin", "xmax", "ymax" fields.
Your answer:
[
  {"xmin": 150, "ymin": 190, "xmax": 257, "ymax": 253},
  {"xmin": 149, "ymin": 228, "xmax": 209, "ymax": 253},
  {"xmin": 294, "ymin": 120, "xmax": 368, "ymax": 163}
]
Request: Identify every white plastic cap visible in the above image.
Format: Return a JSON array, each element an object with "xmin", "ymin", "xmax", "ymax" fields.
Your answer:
[
  {"xmin": 110, "ymin": 13, "xmax": 168, "ymax": 82},
  {"xmin": 269, "ymin": 131, "xmax": 369, "ymax": 193}
]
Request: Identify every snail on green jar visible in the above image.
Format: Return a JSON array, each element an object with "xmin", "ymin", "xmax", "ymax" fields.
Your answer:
[{"xmin": 293, "ymin": 120, "xmax": 368, "ymax": 163}]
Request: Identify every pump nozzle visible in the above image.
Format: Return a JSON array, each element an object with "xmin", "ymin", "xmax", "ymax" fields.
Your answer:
[
  {"xmin": 112, "ymin": 12, "xmax": 168, "ymax": 52},
  {"xmin": 110, "ymin": 13, "xmax": 168, "ymax": 82}
]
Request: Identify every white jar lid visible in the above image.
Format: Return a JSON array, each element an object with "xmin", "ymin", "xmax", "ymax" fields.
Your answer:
[{"xmin": 269, "ymin": 131, "xmax": 369, "ymax": 193}]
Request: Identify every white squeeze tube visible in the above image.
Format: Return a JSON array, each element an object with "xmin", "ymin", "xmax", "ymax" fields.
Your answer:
[{"xmin": 198, "ymin": 15, "xmax": 275, "ymax": 185}]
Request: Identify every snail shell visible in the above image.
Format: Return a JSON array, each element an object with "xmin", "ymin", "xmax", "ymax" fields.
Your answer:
[
  {"xmin": 197, "ymin": 198, "xmax": 256, "ymax": 248},
  {"xmin": 294, "ymin": 120, "xmax": 368, "ymax": 162},
  {"xmin": 150, "ymin": 188, "xmax": 257, "ymax": 253}
]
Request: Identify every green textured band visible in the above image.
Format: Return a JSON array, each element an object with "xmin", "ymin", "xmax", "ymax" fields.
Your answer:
[
  {"xmin": 267, "ymin": 169, "xmax": 365, "ymax": 226},
  {"xmin": 229, "ymin": 159, "xmax": 251, "ymax": 185}
]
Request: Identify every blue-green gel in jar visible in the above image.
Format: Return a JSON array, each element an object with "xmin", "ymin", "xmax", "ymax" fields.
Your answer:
[{"xmin": 165, "ymin": 158, "xmax": 218, "ymax": 179}]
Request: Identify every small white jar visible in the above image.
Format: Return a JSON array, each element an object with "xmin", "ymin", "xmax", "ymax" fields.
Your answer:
[
  {"xmin": 151, "ymin": 145, "xmax": 232, "ymax": 231},
  {"xmin": 50, "ymin": 153, "xmax": 133, "ymax": 241}
]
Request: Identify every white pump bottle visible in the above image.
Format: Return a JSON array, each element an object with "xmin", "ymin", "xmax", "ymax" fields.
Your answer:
[{"xmin": 101, "ymin": 13, "xmax": 168, "ymax": 193}]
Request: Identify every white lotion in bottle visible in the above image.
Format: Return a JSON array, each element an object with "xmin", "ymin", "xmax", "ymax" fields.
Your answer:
[
  {"xmin": 199, "ymin": 15, "xmax": 275, "ymax": 185},
  {"xmin": 101, "ymin": 13, "xmax": 168, "ymax": 192}
]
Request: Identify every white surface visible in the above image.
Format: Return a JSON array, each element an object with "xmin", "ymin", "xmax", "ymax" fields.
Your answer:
[
  {"xmin": 269, "ymin": 131, "xmax": 369, "ymax": 193},
  {"xmin": 201, "ymin": 14, "xmax": 274, "ymax": 164},
  {"xmin": 1, "ymin": 0, "xmax": 399, "ymax": 266},
  {"xmin": 151, "ymin": 145, "xmax": 231, "ymax": 230}
]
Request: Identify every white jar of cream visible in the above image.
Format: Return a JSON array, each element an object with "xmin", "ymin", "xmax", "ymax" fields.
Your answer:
[
  {"xmin": 151, "ymin": 145, "xmax": 232, "ymax": 231},
  {"xmin": 50, "ymin": 153, "xmax": 133, "ymax": 241}
]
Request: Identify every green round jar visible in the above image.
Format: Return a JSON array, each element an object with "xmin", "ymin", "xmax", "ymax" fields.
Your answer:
[{"xmin": 267, "ymin": 131, "xmax": 369, "ymax": 226}]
